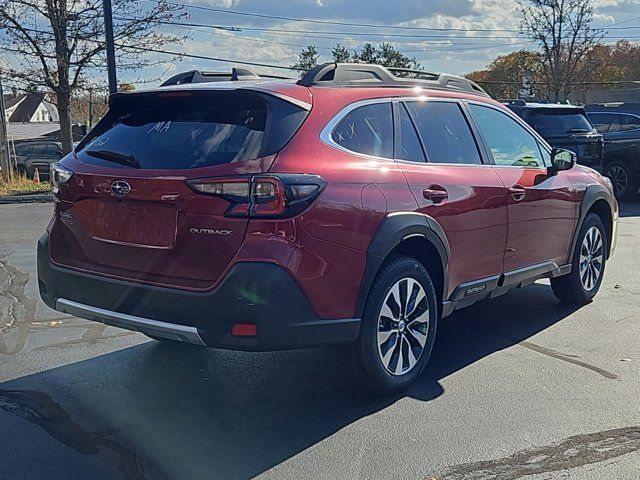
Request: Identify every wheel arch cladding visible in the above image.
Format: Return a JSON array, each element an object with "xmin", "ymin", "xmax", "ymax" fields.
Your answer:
[
  {"xmin": 355, "ymin": 212, "xmax": 449, "ymax": 319},
  {"xmin": 576, "ymin": 185, "xmax": 614, "ymax": 260}
]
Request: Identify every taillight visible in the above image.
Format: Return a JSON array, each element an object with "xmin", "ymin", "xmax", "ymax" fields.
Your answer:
[
  {"xmin": 50, "ymin": 162, "xmax": 74, "ymax": 195},
  {"xmin": 188, "ymin": 174, "xmax": 326, "ymax": 218}
]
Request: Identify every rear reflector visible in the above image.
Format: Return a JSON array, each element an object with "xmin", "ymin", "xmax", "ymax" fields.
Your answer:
[{"xmin": 232, "ymin": 323, "xmax": 258, "ymax": 336}]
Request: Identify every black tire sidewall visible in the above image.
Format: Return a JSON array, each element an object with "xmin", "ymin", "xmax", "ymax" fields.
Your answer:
[
  {"xmin": 606, "ymin": 161, "xmax": 637, "ymax": 199},
  {"xmin": 571, "ymin": 213, "xmax": 608, "ymax": 300},
  {"xmin": 355, "ymin": 256, "xmax": 438, "ymax": 394}
]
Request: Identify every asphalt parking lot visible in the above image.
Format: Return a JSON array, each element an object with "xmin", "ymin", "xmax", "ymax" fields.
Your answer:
[{"xmin": 1, "ymin": 201, "xmax": 639, "ymax": 480}]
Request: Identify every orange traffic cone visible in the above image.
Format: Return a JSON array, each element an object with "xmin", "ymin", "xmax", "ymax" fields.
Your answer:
[{"xmin": 33, "ymin": 168, "xmax": 40, "ymax": 184}]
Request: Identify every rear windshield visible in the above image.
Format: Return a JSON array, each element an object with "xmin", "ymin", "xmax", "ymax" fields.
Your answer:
[
  {"xmin": 75, "ymin": 90, "xmax": 308, "ymax": 169},
  {"xmin": 528, "ymin": 110, "xmax": 595, "ymax": 134}
]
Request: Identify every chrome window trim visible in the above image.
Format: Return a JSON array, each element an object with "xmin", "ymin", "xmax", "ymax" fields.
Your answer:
[
  {"xmin": 319, "ymin": 97, "xmax": 398, "ymax": 162},
  {"xmin": 319, "ymin": 95, "xmax": 554, "ymax": 169}
]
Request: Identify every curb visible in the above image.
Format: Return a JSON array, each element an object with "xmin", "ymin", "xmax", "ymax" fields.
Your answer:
[{"xmin": 0, "ymin": 194, "xmax": 53, "ymax": 204}]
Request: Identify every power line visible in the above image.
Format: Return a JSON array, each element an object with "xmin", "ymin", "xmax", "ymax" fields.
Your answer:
[
  {"xmin": 155, "ymin": 18, "xmax": 524, "ymax": 39},
  {"xmin": 151, "ymin": 0, "xmax": 523, "ymax": 33},
  {"xmin": 140, "ymin": 16, "xmax": 529, "ymax": 51},
  {"xmin": 607, "ymin": 15, "xmax": 640, "ymax": 27},
  {"xmin": 151, "ymin": 0, "xmax": 640, "ymax": 36},
  {"xmin": 150, "ymin": 17, "xmax": 515, "ymax": 44},
  {"xmin": 135, "ymin": 14, "xmax": 640, "ymax": 41},
  {"xmin": 117, "ymin": 43, "xmax": 301, "ymax": 72}
]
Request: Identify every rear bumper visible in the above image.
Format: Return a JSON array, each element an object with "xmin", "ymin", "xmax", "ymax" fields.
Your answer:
[{"xmin": 38, "ymin": 234, "xmax": 360, "ymax": 350}]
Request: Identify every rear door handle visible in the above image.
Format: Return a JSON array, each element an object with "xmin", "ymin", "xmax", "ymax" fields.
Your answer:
[
  {"xmin": 508, "ymin": 185, "xmax": 526, "ymax": 201},
  {"xmin": 423, "ymin": 185, "xmax": 448, "ymax": 204}
]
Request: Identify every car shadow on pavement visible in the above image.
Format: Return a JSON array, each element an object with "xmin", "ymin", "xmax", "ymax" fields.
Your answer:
[
  {"xmin": 0, "ymin": 284, "xmax": 579, "ymax": 480},
  {"xmin": 619, "ymin": 198, "xmax": 640, "ymax": 218}
]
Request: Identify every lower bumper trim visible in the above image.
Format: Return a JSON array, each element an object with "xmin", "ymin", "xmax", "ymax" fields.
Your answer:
[{"xmin": 56, "ymin": 298, "xmax": 206, "ymax": 346}]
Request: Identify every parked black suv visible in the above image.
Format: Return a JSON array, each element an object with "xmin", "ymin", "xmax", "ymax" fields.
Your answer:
[
  {"xmin": 585, "ymin": 103, "xmax": 640, "ymax": 199},
  {"xmin": 504, "ymin": 100, "xmax": 604, "ymax": 171},
  {"xmin": 14, "ymin": 139, "xmax": 63, "ymax": 179}
]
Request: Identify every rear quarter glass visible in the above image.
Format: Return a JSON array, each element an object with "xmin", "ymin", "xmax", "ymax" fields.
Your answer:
[{"xmin": 74, "ymin": 90, "xmax": 309, "ymax": 170}]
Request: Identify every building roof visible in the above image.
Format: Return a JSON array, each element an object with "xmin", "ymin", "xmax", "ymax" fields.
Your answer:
[
  {"xmin": 4, "ymin": 93, "xmax": 26, "ymax": 109},
  {"xmin": 6, "ymin": 122, "xmax": 60, "ymax": 141},
  {"xmin": 5, "ymin": 92, "xmax": 46, "ymax": 122}
]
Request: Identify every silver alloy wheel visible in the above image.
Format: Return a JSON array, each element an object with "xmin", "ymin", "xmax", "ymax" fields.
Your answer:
[
  {"xmin": 608, "ymin": 165, "xmax": 628, "ymax": 196},
  {"xmin": 377, "ymin": 277, "xmax": 429, "ymax": 376},
  {"xmin": 579, "ymin": 226, "xmax": 604, "ymax": 291}
]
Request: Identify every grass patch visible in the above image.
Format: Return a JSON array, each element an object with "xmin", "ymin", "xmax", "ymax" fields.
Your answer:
[{"xmin": 0, "ymin": 175, "xmax": 51, "ymax": 196}]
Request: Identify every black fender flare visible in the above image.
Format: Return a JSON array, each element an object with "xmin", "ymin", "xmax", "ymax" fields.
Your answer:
[
  {"xmin": 570, "ymin": 184, "xmax": 615, "ymax": 260},
  {"xmin": 354, "ymin": 212, "xmax": 450, "ymax": 319}
]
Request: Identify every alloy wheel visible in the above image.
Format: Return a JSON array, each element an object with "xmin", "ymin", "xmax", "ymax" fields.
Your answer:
[
  {"xmin": 608, "ymin": 165, "xmax": 628, "ymax": 197},
  {"xmin": 579, "ymin": 226, "xmax": 604, "ymax": 291},
  {"xmin": 377, "ymin": 277, "xmax": 430, "ymax": 376}
]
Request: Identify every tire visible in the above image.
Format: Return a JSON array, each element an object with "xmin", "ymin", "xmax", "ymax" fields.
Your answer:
[
  {"xmin": 551, "ymin": 213, "xmax": 608, "ymax": 305},
  {"xmin": 605, "ymin": 161, "xmax": 638, "ymax": 199},
  {"xmin": 348, "ymin": 255, "xmax": 438, "ymax": 395}
]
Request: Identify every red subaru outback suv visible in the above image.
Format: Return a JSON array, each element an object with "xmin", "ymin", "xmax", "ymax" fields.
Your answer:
[{"xmin": 39, "ymin": 63, "xmax": 617, "ymax": 393}]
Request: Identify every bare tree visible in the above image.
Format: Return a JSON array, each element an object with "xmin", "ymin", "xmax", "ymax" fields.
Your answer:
[
  {"xmin": 0, "ymin": 0, "xmax": 186, "ymax": 152},
  {"xmin": 519, "ymin": 0, "xmax": 604, "ymax": 101}
]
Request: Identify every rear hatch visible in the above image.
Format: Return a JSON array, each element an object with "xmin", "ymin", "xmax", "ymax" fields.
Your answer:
[
  {"xmin": 49, "ymin": 88, "xmax": 309, "ymax": 290},
  {"xmin": 527, "ymin": 108, "xmax": 604, "ymax": 168}
]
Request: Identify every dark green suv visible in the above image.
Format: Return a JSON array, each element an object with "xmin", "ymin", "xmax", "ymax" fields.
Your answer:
[{"xmin": 14, "ymin": 139, "xmax": 63, "ymax": 179}]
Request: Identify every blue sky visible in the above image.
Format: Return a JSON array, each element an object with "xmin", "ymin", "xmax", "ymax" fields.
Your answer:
[
  {"xmin": 133, "ymin": 0, "xmax": 640, "ymax": 83},
  {"xmin": 3, "ymin": 0, "xmax": 640, "ymax": 87}
]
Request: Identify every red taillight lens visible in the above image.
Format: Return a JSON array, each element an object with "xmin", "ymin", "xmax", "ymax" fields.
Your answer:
[
  {"xmin": 232, "ymin": 323, "xmax": 258, "ymax": 336},
  {"xmin": 187, "ymin": 174, "xmax": 326, "ymax": 218},
  {"xmin": 251, "ymin": 177, "xmax": 287, "ymax": 217}
]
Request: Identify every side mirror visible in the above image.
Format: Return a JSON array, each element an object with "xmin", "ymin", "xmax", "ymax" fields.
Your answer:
[{"xmin": 549, "ymin": 148, "xmax": 576, "ymax": 174}]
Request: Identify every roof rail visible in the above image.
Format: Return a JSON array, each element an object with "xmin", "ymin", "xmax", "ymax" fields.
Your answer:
[
  {"xmin": 501, "ymin": 98, "xmax": 527, "ymax": 106},
  {"xmin": 297, "ymin": 62, "xmax": 489, "ymax": 97},
  {"xmin": 160, "ymin": 68, "xmax": 292, "ymax": 87}
]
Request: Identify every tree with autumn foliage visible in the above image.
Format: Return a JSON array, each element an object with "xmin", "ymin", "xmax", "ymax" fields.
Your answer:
[
  {"xmin": 467, "ymin": 51, "xmax": 545, "ymax": 99},
  {"xmin": 468, "ymin": 40, "xmax": 640, "ymax": 100}
]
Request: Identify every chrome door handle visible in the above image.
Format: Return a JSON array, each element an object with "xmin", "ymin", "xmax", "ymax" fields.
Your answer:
[
  {"xmin": 423, "ymin": 185, "xmax": 448, "ymax": 204},
  {"xmin": 508, "ymin": 185, "xmax": 526, "ymax": 201}
]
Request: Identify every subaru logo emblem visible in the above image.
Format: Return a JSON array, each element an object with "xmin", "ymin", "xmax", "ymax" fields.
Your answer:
[{"xmin": 111, "ymin": 180, "xmax": 131, "ymax": 196}]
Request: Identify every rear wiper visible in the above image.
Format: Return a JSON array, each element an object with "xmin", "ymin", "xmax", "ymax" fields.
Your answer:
[{"xmin": 86, "ymin": 149, "xmax": 140, "ymax": 169}]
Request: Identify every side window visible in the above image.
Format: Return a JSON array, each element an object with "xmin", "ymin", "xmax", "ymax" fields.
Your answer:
[
  {"xmin": 607, "ymin": 115, "xmax": 623, "ymax": 133},
  {"xmin": 405, "ymin": 101, "xmax": 482, "ymax": 164},
  {"xmin": 45, "ymin": 144, "xmax": 62, "ymax": 156},
  {"xmin": 621, "ymin": 114, "xmax": 640, "ymax": 131},
  {"xmin": 30, "ymin": 145, "xmax": 46, "ymax": 156},
  {"xmin": 331, "ymin": 103, "xmax": 393, "ymax": 158},
  {"xmin": 15, "ymin": 144, "xmax": 31, "ymax": 156},
  {"xmin": 397, "ymin": 103, "xmax": 426, "ymax": 162},
  {"xmin": 538, "ymin": 142, "xmax": 551, "ymax": 166},
  {"xmin": 469, "ymin": 104, "xmax": 544, "ymax": 168},
  {"xmin": 589, "ymin": 113, "xmax": 612, "ymax": 134}
]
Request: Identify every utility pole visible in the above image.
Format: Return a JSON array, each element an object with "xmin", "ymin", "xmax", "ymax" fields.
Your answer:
[
  {"xmin": 103, "ymin": 0, "xmax": 117, "ymax": 95},
  {"xmin": 0, "ymin": 73, "xmax": 10, "ymax": 182},
  {"xmin": 88, "ymin": 87, "xmax": 94, "ymax": 129}
]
